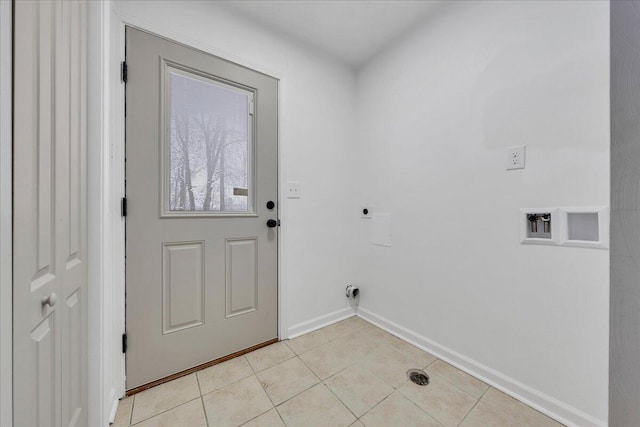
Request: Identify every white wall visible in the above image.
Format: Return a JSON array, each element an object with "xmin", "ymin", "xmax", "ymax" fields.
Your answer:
[
  {"xmin": 0, "ymin": 1, "xmax": 12, "ymax": 426},
  {"xmin": 110, "ymin": 1, "xmax": 360, "ymax": 337},
  {"xmin": 355, "ymin": 1, "xmax": 609, "ymax": 425}
]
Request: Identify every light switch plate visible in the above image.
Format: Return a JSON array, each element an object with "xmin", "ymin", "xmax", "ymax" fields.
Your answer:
[
  {"xmin": 506, "ymin": 145, "xmax": 526, "ymax": 170},
  {"xmin": 287, "ymin": 182, "xmax": 301, "ymax": 198}
]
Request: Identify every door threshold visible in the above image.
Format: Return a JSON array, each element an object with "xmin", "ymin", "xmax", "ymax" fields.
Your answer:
[{"xmin": 125, "ymin": 338, "xmax": 279, "ymax": 396}]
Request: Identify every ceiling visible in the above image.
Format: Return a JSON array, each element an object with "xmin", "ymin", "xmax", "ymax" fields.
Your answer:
[{"xmin": 217, "ymin": 1, "xmax": 442, "ymax": 68}]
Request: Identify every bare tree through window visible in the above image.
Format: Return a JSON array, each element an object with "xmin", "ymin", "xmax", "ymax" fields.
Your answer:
[{"xmin": 168, "ymin": 69, "xmax": 250, "ymax": 212}]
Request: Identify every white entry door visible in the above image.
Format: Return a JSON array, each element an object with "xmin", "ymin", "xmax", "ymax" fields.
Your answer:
[
  {"xmin": 13, "ymin": 1, "xmax": 88, "ymax": 426},
  {"xmin": 125, "ymin": 28, "xmax": 279, "ymax": 389}
]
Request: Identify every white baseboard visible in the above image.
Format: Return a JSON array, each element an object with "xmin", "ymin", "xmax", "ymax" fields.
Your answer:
[
  {"xmin": 357, "ymin": 308, "xmax": 605, "ymax": 427},
  {"xmin": 286, "ymin": 306, "xmax": 356, "ymax": 339}
]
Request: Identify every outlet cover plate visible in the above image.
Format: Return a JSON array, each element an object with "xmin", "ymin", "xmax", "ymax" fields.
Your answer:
[
  {"xmin": 287, "ymin": 182, "xmax": 301, "ymax": 198},
  {"xmin": 506, "ymin": 145, "xmax": 526, "ymax": 170}
]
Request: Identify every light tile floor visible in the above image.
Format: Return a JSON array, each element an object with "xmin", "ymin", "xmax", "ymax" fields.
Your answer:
[{"xmin": 112, "ymin": 316, "xmax": 564, "ymax": 427}]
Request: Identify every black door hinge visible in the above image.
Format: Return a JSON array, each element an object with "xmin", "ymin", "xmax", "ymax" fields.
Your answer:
[
  {"xmin": 122, "ymin": 333, "xmax": 128, "ymax": 353},
  {"xmin": 121, "ymin": 197, "xmax": 128, "ymax": 217},
  {"xmin": 121, "ymin": 61, "xmax": 128, "ymax": 83}
]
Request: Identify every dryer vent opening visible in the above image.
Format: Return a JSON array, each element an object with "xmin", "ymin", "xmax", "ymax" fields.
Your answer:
[{"xmin": 345, "ymin": 285, "xmax": 360, "ymax": 299}]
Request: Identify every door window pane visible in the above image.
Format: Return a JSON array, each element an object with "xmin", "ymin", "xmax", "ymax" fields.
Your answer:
[{"xmin": 166, "ymin": 66, "xmax": 252, "ymax": 213}]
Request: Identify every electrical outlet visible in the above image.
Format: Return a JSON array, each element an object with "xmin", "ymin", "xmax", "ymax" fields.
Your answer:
[
  {"xmin": 287, "ymin": 182, "xmax": 301, "ymax": 198},
  {"xmin": 506, "ymin": 145, "xmax": 526, "ymax": 170}
]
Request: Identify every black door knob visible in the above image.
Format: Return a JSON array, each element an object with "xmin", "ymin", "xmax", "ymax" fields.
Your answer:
[
  {"xmin": 267, "ymin": 219, "xmax": 278, "ymax": 228},
  {"xmin": 266, "ymin": 201, "xmax": 275, "ymax": 209}
]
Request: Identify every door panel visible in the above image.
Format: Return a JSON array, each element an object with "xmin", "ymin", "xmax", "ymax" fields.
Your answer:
[
  {"xmin": 226, "ymin": 238, "xmax": 258, "ymax": 317},
  {"xmin": 162, "ymin": 241, "xmax": 205, "ymax": 334},
  {"xmin": 126, "ymin": 28, "xmax": 278, "ymax": 389},
  {"xmin": 31, "ymin": 316, "xmax": 56, "ymax": 427},
  {"xmin": 13, "ymin": 1, "xmax": 88, "ymax": 426}
]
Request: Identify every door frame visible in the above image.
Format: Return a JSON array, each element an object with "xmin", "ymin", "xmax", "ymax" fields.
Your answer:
[
  {"xmin": 0, "ymin": 1, "xmax": 12, "ymax": 425},
  {"xmin": 101, "ymin": 8, "xmax": 287, "ymax": 406}
]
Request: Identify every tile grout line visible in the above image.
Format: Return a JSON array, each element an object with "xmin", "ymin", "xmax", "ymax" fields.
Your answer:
[
  {"xmin": 194, "ymin": 369, "xmax": 210, "ymax": 427},
  {"xmin": 128, "ymin": 395, "xmax": 135, "ymax": 426},
  {"xmin": 475, "ymin": 387, "xmax": 531, "ymax": 427},
  {"xmin": 251, "ymin": 353, "xmax": 298, "ymax": 375},
  {"xmin": 205, "ymin": 367, "xmax": 274, "ymax": 427},
  {"xmin": 355, "ymin": 391, "xmax": 398, "ymax": 423},
  {"xmin": 237, "ymin": 402, "xmax": 276, "ymax": 427},
  {"xmin": 294, "ymin": 351, "xmax": 331, "ymax": 384},
  {"xmin": 285, "ymin": 318, "xmax": 367, "ymax": 356},
  {"xmin": 401, "ymin": 392, "xmax": 447, "ymax": 427},
  {"xmin": 129, "ymin": 397, "xmax": 202, "ymax": 426},
  {"xmin": 198, "ymin": 398, "xmax": 209, "ymax": 427},
  {"xmin": 423, "ymin": 367, "xmax": 486, "ymax": 402},
  {"xmin": 267, "ymin": 355, "xmax": 323, "ymax": 408},
  {"xmin": 199, "ymin": 356, "xmax": 255, "ymax": 398},
  {"xmin": 321, "ymin": 377, "xmax": 360, "ymax": 422},
  {"xmin": 455, "ymin": 396, "xmax": 481, "ymax": 427},
  {"xmin": 253, "ymin": 353, "xmax": 317, "ymax": 410},
  {"xmin": 425, "ymin": 358, "xmax": 492, "ymax": 399},
  {"xmin": 249, "ymin": 352, "xmax": 331, "ymax": 422},
  {"xmin": 256, "ymin": 370, "xmax": 278, "ymax": 408},
  {"xmin": 245, "ymin": 355, "xmax": 258, "ymax": 375},
  {"xmin": 274, "ymin": 405, "xmax": 288, "ymax": 427},
  {"xmin": 479, "ymin": 386, "xmax": 491, "ymax": 400}
]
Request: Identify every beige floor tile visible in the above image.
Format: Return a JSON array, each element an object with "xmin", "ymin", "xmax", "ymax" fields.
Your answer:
[
  {"xmin": 112, "ymin": 396, "xmax": 133, "ymax": 427},
  {"xmin": 131, "ymin": 374, "xmax": 200, "ymax": 424},
  {"xmin": 460, "ymin": 402, "xmax": 517, "ymax": 427},
  {"xmin": 121, "ymin": 319, "xmax": 559, "ymax": 427},
  {"xmin": 332, "ymin": 331, "xmax": 381, "ymax": 361},
  {"xmin": 246, "ymin": 342, "xmax": 295, "ymax": 373},
  {"xmin": 360, "ymin": 344, "xmax": 421, "ymax": 389},
  {"xmin": 285, "ymin": 330, "xmax": 330, "ymax": 355},
  {"xmin": 324, "ymin": 364, "xmax": 394, "ymax": 417},
  {"xmin": 257, "ymin": 357, "xmax": 320, "ymax": 405},
  {"xmin": 203, "ymin": 375, "xmax": 273, "ymax": 427},
  {"xmin": 319, "ymin": 316, "xmax": 367, "ymax": 341},
  {"xmin": 299, "ymin": 340, "xmax": 356, "ymax": 379},
  {"xmin": 343, "ymin": 315, "xmax": 369, "ymax": 329},
  {"xmin": 359, "ymin": 392, "xmax": 441, "ymax": 427},
  {"xmin": 428, "ymin": 360, "xmax": 489, "ymax": 398},
  {"xmin": 398, "ymin": 372, "xmax": 477, "ymax": 427},
  {"xmin": 133, "ymin": 399, "xmax": 206, "ymax": 427},
  {"xmin": 360, "ymin": 323, "xmax": 406, "ymax": 347},
  {"xmin": 481, "ymin": 388, "xmax": 563, "ymax": 427},
  {"xmin": 241, "ymin": 408, "xmax": 285, "ymax": 427},
  {"xmin": 276, "ymin": 384, "xmax": 356, "ymax": 427},
  {"xmin": 390, "ymin": 339, "xmax": 437, "ymax": 368},
  {"xmin": 197, "ymin": 356, "xmax": 253, "ymax": 395}
]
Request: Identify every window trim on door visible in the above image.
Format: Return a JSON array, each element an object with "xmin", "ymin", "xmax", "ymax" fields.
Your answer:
[{"xmin": 159, "ymin": 59, "xmax": 258, "ymax": 218}]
